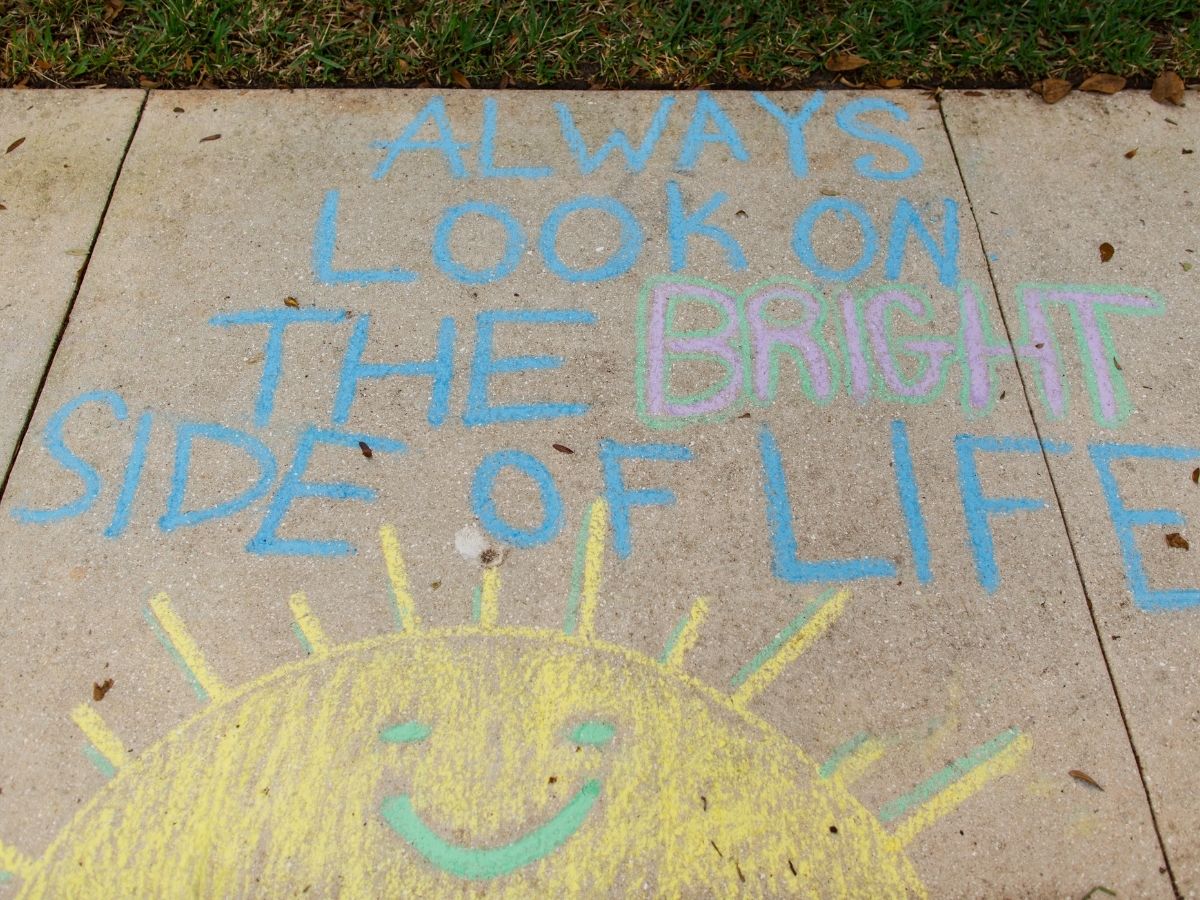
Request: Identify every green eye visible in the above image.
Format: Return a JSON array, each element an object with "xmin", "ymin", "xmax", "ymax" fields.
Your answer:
[
  {"xmin": 380, "ymin": 721, "xmax": 431, "ymax": 744},
  {"xmin": 569, "ymin": 720, "xmax": 615, "ymax": 746}
]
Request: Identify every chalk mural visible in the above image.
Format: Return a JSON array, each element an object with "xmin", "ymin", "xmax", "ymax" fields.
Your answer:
[
  {"xmin": 2, "ymin": 505, "xmax": 1026, "ymax": 896},
  {"xmin": 0, "ymin": 90, "xmax": 1193, "ymax": 894}
]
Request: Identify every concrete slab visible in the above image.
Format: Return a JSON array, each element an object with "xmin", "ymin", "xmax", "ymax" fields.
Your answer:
[
  {"xmin": 0, "ymin": 90, "xmax": 143, "ymax": 473},
  {"xmin": 0, "ymin": 90, "xmax": 1169, "ymax": 896},
  {"xmin": 943, "ymin": 89, "xmax": 1200, "ymax": 893}
]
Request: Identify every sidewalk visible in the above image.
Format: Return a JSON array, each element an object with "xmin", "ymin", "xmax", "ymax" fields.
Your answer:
[{"xmin": 0, "ymin": 87, "xmax": 1196, "ymax": 897}]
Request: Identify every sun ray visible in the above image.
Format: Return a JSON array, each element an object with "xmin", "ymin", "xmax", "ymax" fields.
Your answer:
[
  {"xmin": 145, "ymin": 593, "xmax": 226, "ymax": 703},
  {"xmin": 379, "ymin": 524, "xmax": 420, "ymax": 633},
  {"xmin": 819, "ymin": 732, "xmax": 885, "ymax": 782},
  {"xmin": 659, "ymin": 598, "xmax": 709, "ymax": 669},
  {"xmin": 563, "ymin": 498, "xmax": 608, "ymax": 638},
  {"xmin": 477, "ymin": 567, "xmax": 501, "ymax": 630},
  {"xmin": 71, "ymin": 703, "xmax": 126, "ymax": 777},
  {"xmin": 729, "ymin": 588, "xmax": 849, "ymax": 709},
  {"xmin": 0, "ymin": 838, "xmax": 33, "ymax": 882},
  {"xmin": 288, "ymin": 591, "xmax": 330, "ymax": 656},
  {"xmin": 880, "ymin": 728, "xmax": 1030, "ymax": 846}
]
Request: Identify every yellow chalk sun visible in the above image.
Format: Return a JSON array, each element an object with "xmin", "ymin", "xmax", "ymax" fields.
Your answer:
[{"xmin": 2, "ymin": 500, "xmax": 1027, "ymax": 898}]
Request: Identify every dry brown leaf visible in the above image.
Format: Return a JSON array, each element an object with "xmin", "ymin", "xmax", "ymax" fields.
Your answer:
[
  {"xmin": 1124, "ymin": 148, "xmax": 1137, "ymax": 159},
  {"xmin": 139, "ymin": 78, "xmax": 160, "ymax": 89},
  {"xmin": 1079, "ymin": 74, "xmax": 1125, "ymax": 94},
  {"xmin": 283, "ymin": 296, "xmax": 299, "ymax": 308},
  {"xmin": 1191, "ymin": 467, "xmax": 1199, "ymax": 484},
  {"xmin": 93, "ymin": 678, "xmax": 114, "ymax": 701},
  {"xmin": 173, "ymin": 106, "xmax": 185, "ymax": 113},
  {"xmin": 881, "ymin": 78, "xmax": 903, "ymax": 89},
  {"xmin": 552, "ymin": 443, "xmax": 574, "ymax": 454},
  {"xmin": 825, "ymin": 53, "xmax": 870, "ymax": 73},
  {"xmin": 1151, "ymin": 71, "xmax": 1185, "ymax": 106},
  {"xmin": 1099, "ymin": 242, "xmax": 1115, "ymax": 262},
  {"xmin": 199, "ymin": 133, "xmax": 221, "ymax": 143},
  {"xmin": 1068, "ymin": 769, "xmax": 1104, "ymax": 790},
  {"xmin": 1166, "ymin": 532, "xmax": 1190, "ymax": 550},
  {"xmin": 963, "ymin": 90, "xmax": 984, "ymax": 97},
  {"xmin": 0, "ymin": 204, "xmax": 6, "ymax": 211},
  {"xmin": 358, "ymin": 440, "xmax": 373, "ymax": 459},
  {"xmin": 1040, "ymin": 78, "xmax": 1073, "ymax": 104},
  {"xmin": 451, "ymin": 69, "xmax": 471, "ymax": 89},
  {"xmin": 103, "ymin": 0, "xmax": 124, "ymax": 21},
  {"xmin": 6, "ymin": 137, "xmax": 25, "ymax": 154}
]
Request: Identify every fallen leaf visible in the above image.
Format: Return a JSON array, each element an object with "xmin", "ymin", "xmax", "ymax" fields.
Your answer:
[
  {"xmin": 1124, "ymin": 148, "xmax": 1137, "ymax": 159},
  {"xmin": 825, "ymin": 53, "xmax": 870, "ymax": 73},
  {"xmin": 6, "ymin": 137, "xmax": 25, "ymax": 154},
  {"xmin": 1166, "ymin": 532, "xmax": 1190, "ymax": 550},
  {"xmin": 1039, "ymin": 78, "xmax": 1072, "ymax": 104},
  {"xmin": 1151, "ymin": 71, "xmax": 1185, "ymax": 106},
  {"xmin": 1113, "ymin": 357, "xmax": 1122, "ymax": 371},
  {"xmin": 738, "ymin": 412, "xmax": 752, "ymax": 419},
  {"xmin": 1079, "ymin": 74, "xmax": 1125, "ymax": 94},
  {"xmin": 1184, "ymin": 148, "xmax": 1195, "ymax": 155},
  {"xmin": 199, "ymin": 133, "xmax": 221, "ymax": 143},
  {"xmin": 1068, "ymin": 769, "xmax": 1104, "ymax": 790},
  {"xmin": 93, "ymin": 678, "xmax": 114, "ymax": 701},
  {"xmin": 552, "ymin": 443, "xmax": 574, "ymax": 454},
  {"xmin": 735, "ymin": 209, "xmax": 748, "ymax": 218},
  {"xmin": 1191, "ymin": 467, "xmax": 1198, "ymax": 484},
  {"xmin": 0, "ymin": 204, "xmax": 6, "ymax": 210},
  {"xmin": 429, "ymin": 580, "xmax": 441, "ymax": 590},
  {"xmin": 102, "ymin": 0, "xmax": 124, "ymax": 21},
  {"xmin": 881, "ymin": 78, "xmax": 904, "ymax": 89},
  {"xmin": 451, "ymin": 69, "xmax": 470, "ymax": 89},
  {"xmin": 358, "ymin": 440, "xmax": 373, "ymax": 459},
  {"xmin": 138, "ymin": 78, "xmax": 159, "ymax": 89},
  {"xmin": 1099, "ymin": 242, "xmax": 1115, "ymax": 262},
  {"xmin": 283, "ymin": 296, "xmax": 299, "ymax": 308},
  {"xmin": 1182, "ymin": 262, "xmax": 1193, "ymax": 271},
  {"xmin": 173, "ymin": 106, "xmax": 185, "ymax": 113},
  {"xmin": 963, "ymin": 90, "xmax": 984, "ymax": 97}
]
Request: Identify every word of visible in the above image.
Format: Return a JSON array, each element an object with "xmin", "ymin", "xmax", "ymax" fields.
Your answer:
[{"xmin": 637, "ymin": 277, "xmax": 1164, "ymax": 429}]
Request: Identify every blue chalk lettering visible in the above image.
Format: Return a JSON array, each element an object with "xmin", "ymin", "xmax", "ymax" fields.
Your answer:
[
  {"xmin": 792, "ymin": 197, "xmax": 879, "ymax": 282},
  {"xmin": 159, "ymin": 422, "xmax": 278, "ymax": 532},
  {"xmin": 752, "ymin": 92, "xmax": 825, "ymax": 178},
  {"xmin": 676, "ymin": 92, "xmax": 749, "ymax": 171},
  {"xmin": 478, "ymin": 98, "xmax": 552, "ymax": 179},
  {"xmin": 665, "ymin": 181, "xmax": 747, "ymax": 273},
  {"xmin": 758, "ymin": 424, "xmax": 896, "ymax": 584},
  {"xmin": 210, "ymin": 307, "xmax": 347, "ymax": 428},
  {"xmin": 539, "ymin": 196, "xmax": 643, "ymax": 283},
  {"xmin": 105, "ymin": 410, "xmax": 154, "ymax": 538},
  {"xmin": 432, "ymin": 201, "xmax": 525, "ymax": 284},
  {"xmin": 834, "ymin": 98, "xmax": 923, "ymax": 181},
  {"xmin": 890, "ymin": 420, "xmax": 932, "ymax": 584},
  {"xmin": 471, "ymin": 450, "xmax": 564, "ymax": 548},
  {"xmin": 464, "ymin": 309, "xmax": 595, "ymax": 427},
  {"xmin": 600, "ymin": 439, "xmax": 693, "ymax": 559},
  {"xmin": 954, "ymin": 434, "xmax": 1070, "ymax": 593},
  {"xmin": 333, "ymin": 315, "xmax": 455, "ymax": 428},
  {"xmin": 371, "ymin": 95, "xmax": 470, "ymax": 180},
  {"xmin": 248, "ymin": 427, "xmax": 405, "ymax": 557},
  {"xmin": 554, "ymin": 97, "xmax": 675, "ymax": 175},
  {"xmin": 313, "ymin": 191, "xmax": 419, "ymax": 286},
  {"xmin": 11, "ymin": 390, "xmax": 127, "ymax": 525},
  {"xmin": 886, "ymin": 197, "xmax": 959, "ymax": 288},
  {"xmin": 1090, "ymin": 442, "xmax": 1200, "ymax": 611}
]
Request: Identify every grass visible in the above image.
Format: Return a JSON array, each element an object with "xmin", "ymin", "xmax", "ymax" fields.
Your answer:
[{"xmin": 1, "ymin": 0, "xmax": 1197, "ymax": 90}]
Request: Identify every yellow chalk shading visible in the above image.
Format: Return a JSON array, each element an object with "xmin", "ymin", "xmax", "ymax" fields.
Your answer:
[
  {"xmin": 478, "ymin": 567, "xmax": 501, "ymax": 630},
  {"xmin": 0, "ymin": 839, "xmax": 33, "ymax": 880},
  {"xmin": 71, "ymin": 704, "xmax": 126, "ymax": 773},
  {"xmin": 837, "ymin": 737, "xmax": 886, "ymax": 786},
  {"xmin": 379, "ymin": 524, "xmax": 419, "ymax": 632},
  {"xmin": 564, "ymin": 499, "xmax": 607, "ymax": 640},
  {"xmin": 288, "ymin": 592, "xmax": 330, "ymax": 656},
  {"xmin": 147, "ymin": 592, "xmax": 226, "ymax": 702},
  {"xmin": 730, "ymin": 588, "xmax": 850, "ymax": 710},
  {"xmin": 892, "ymin": 731, "xmax": 1031, "ymax": 847},
  {"xmin": 659, "ymin": 597, "xmax": 709, "ymax": 669}
]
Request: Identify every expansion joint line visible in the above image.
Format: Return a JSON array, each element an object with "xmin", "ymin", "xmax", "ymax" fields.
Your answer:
[{"xmin": 936, "ymin": 97, "xmax": 1181, "ymax": 899}]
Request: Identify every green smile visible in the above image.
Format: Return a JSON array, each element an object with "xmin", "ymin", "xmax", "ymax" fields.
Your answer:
[{"xmin": 380, "ymin": 779, "xmax": 602, "ymax": 880}]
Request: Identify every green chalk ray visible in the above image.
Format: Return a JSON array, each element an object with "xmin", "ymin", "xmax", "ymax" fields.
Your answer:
[
  {"xmin": 291, "ymin": 622, "xmax": 314, "ymax": 656},
  {"xmin": 380, "ymin": 779, "xmax": 601, "ymax": 880},
  {"xmin": 380, "ymin": 721, "xmax": 432, "ymax": 744},
  {"xmin": 142, "ymin": 605, "xmax": 208, "ymax": 702},
  {"xmin": 819, "ymin": 732, "xmax": 870, "ymax": 780},
  {"xmin": 82, "ymin": 742, "xmax": 116, "ymax": 780},
  {"xmin": 658, "ymin": 609, "xmax": 693, "ymax": 663},
  {"xmin": 569, "ymin": 720, "xmax": 615, "ymax": 745},
  {"xmin": 729, "ymin": 588, "xmax": 838, "ymax": 690},
  {"xmin": 878, "ymin": 727, "xmax": 1021, "ymax": 823},
  {"xmin": 0, "ymin": 872, "xmax": 13, "ymax": 885},
  {"xmin": 562, "ymin": 506, "xmax": 594, "ymax": 634}
]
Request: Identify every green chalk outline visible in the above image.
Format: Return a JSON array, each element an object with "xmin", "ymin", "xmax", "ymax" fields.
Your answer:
[
  {"xmin": 142, "ymin": 605, "xmax": 208, "ymax": 702},
  {"xmin": 818, "ymin": 732, "xmax": 870, "ymax": 780},
  {"xmin": 729, "ymin": 588, "xmax": 837, "ymax": 690}
]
